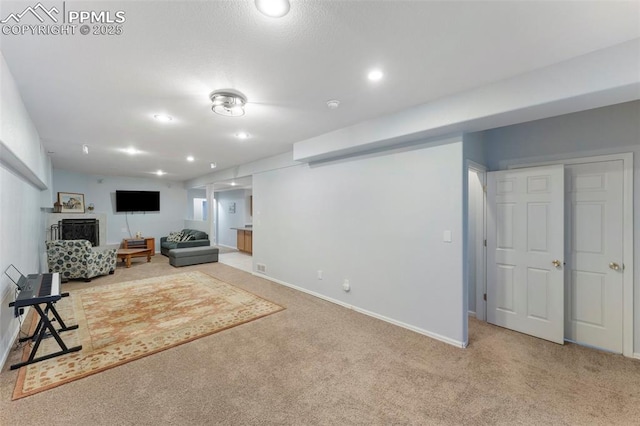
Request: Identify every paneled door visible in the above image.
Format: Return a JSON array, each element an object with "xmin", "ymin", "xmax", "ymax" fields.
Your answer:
[
  {"xmin": 487, "ymin": 165, "xmax": 565, "ymax": 344},
  {"xmin": 565, "ymin": 160, "xmax": 624, "ymax": 352}
]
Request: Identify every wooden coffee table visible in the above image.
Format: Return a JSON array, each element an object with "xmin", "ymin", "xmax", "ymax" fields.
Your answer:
[{"xmin": 117, "ymin": 248, "xmax": 152, "ymax": 268}]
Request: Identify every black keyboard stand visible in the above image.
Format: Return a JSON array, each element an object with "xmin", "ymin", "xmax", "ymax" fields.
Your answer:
[{"xmin": 9, "ymin": 294, "xmax": 82, "ymax": 370}]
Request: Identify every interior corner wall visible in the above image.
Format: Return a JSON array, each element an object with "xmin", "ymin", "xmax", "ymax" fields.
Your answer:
[
  {"xmin": 463, "ymin": 132, "xmax": 487, "ymax": 317},
  {"xmin": 482, "ymin": 100, "xmax": 640, "ymax": 353},
  {"xmin": 215, "ymin": 189, "xmax": 250, "ymax": 248},
  {"xmin": 51, "ymin": 169, "xmax": 187, "ymax": 248},
  {"xmin": 0, "ymin": 51, "xmax": 51, "ymax": 368},
  {"xmin": 253, "ymin": 138, "xmax": 466, "ymax": 346}
]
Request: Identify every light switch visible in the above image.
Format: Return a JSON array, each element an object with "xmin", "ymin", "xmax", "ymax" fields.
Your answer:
[{"xmin": 443, "ymin": 230, "xmax": 452, "ymax": 243}]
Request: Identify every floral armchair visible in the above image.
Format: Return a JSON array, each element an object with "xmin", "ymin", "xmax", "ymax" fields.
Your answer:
[{"xmin": 46, "ymin": 239, "xmax": 117, "ymax": 282}]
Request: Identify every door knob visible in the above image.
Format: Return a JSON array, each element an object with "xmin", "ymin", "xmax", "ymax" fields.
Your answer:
[
  {"xmin": 609, "ymin": 262, "xmax": 621, "ymax": 271},
  {"xmin": 552, "ymin": 260, "xmax": 562, "ymax": 268}
]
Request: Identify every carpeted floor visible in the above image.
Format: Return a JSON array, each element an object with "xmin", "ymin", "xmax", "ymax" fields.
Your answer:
[{"xmin": 1, "ymin": 255, "xmax": 640, "ymax": 424}]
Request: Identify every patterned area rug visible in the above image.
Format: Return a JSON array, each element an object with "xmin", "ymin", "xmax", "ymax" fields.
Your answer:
[{"xmin": 13, "ymin": 271, "xmax": 284, "ymax": 400}]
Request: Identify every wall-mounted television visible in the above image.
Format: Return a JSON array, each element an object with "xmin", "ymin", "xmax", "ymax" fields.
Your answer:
[{"xmin": 115, "ymin": 190, "xmax": 160, "ymax": 212}]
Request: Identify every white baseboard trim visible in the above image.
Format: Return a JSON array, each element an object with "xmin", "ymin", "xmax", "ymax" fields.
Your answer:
[
  {"xmin": 216, "ymin": 244, "xmax": 238, "ymax": 250},
  {"xmin": 253, "ymin": 272, "xmax": 467, "ymax": 349},
  {"xmin": 633, "ymin": 353, "xmax": 640, "ymax": 360},
  {"xmin": 468, "ymin": 311, "xmax": 476, "ymax": 318},
  {"xmin": 0, "ymin": 324, "xmax": 19, "ymax": 370}
]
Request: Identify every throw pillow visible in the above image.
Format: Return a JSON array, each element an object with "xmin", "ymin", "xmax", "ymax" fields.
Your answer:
[
  {"xmin": 180, "ymin": 233, "xmax": 194, "ymax": 242},
  {"xmin": 167, "ymin": 231, "xmax": 183, "ymax": 242}
]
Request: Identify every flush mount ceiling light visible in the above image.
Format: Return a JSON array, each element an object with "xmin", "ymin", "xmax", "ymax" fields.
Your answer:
[
  {"xmin": 235, "ymin": 132, "xmax": 250, "ymax": 139},
  {"xmin": 210, "ymin": 91, "xmax": 247, "ymax": 117},
  {"xmin": 153, "ymin": 114, "xmax": 173, "ymax": 122},
  {"xmin": 255, "ymin": 0, "xmax": 290, "ymax": 18},
  {"xmin": 367, "ymin": 69, "xmax": 384, "ymax": 82},
  {"xmin": 186, "ymin": 156, "xmax": 195, "ymax": 162}
]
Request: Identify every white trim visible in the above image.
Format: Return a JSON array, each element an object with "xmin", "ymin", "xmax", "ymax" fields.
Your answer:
[
  {"xmin": 254, "ymin": 272, "xmax": 468, "ymax": 349},
  {"xmin": 216, "ymin": 244, "xmax": 238, "ymax": 250},
  {"xmin": 467, "ymin": 161, "xmax": 487, "ymax": 322},
  {"xmin": 506, "ymin": 152, "xmax": 634, "ymax": 357},
  {"xmin": 0, "ymin": 324, "xmax": 19, "ymax": 370},
  {"xmin": 468, "ymin": 311, "xmax": 477, "ymax": 318},
  {"xmin": 633, "ymin": 353, "xmax": 640, "ymax": 361}
]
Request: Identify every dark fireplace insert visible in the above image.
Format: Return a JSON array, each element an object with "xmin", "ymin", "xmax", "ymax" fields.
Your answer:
[{"xmin": 53, "ymin": 219, "xmax": 100, "ymax": 246}]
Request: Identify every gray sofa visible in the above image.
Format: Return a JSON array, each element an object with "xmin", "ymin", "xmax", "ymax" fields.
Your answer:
[{"xmin": 160, "ymin": 229, "xmax": 210, "ymax": 256}]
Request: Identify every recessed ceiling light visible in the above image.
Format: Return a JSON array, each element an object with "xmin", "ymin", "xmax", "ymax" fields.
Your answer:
[
  {"xmin": 230, "ymin": 181, "xmax": 237, "ymax": 186},
  {"xmin": 255, "ymin": 0, "xmax": 290, "ymax": 18},
  {"xmin": 187, "ymin": 156, "xmax": 195, "ymax": 162},
  {"xmin": 82, "ymin": 144, "xmax": 89, "ymax": 154},
  {"xmin": 210, "ymin": 162, "xmax": 217, "ymax": 169},
  {"xmin": 156, "ymin": 170, "xmax": 166, "ymax": 176},
  {"xmin": 326, "ymin": 100, "xmax": 340, "ymax": 110},
  {"xmin": 153, "ymin": 114, "xmax": 173, "ymax": 122},
  {"xmin": 367, "ymin": 69, "xmax": 384, "ymax": 82},
  {"xmin": 236, "ymin": 132, "xmax": 250, "ymax": 139},
  {"xmin": 121, "ymin": 147, "xmax": 140, "ymax": 155}
]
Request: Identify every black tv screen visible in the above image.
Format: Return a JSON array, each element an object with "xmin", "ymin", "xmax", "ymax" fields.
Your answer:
[{"xmin": 115, "ymin": 190, "xmax": 160, "ymax": 212}]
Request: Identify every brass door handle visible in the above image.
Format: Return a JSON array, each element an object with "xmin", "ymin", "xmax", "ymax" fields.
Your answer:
[
  {"xmin": 552, "ymin": 260, "xmax": 562, "ymax": 268},
  {"xmin": 609, "ymin": 262, "xmax": 621, "ymax": 271}
]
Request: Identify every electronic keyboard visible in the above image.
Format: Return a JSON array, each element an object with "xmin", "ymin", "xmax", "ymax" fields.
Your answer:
[{"xmin": 14, "ymin": 273, "xmax": 61, "ymax": 308}]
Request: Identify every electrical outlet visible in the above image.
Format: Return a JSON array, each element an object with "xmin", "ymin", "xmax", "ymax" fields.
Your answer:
[
  {"xmin": 342, "ymin": 279, "xmax": 350, "ymax": 292},
  {"xmin": 317, "ymin": 270, "xmax": 323, "ymax": 280}
]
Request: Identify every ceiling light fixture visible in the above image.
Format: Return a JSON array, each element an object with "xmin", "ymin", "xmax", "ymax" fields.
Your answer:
[
  {"xmin": 326, "ymin": 100, "xmax": 340, "ymax": 110},
  {"xmin": 153, "ymin": 114, "xmax": 173, "ymax": 122},
  {"xmin": 156, "ymin": 170, "xmax": 166, "ymax": 176},
  {"xmin": 368, "ymin": 69, "xmax": 384, "ymax": 82},
  {"xmin": 255, "ymin": 0, "xmax": 290, "ymax": 18},
  {"xmin": 230, "ymin": 181, "xmax": 237, "ymax": 186},
  {"xmin": 236, "ymin": 132, "xmax": 250, "ymax": 139},
  {"xmin": 187, "ymin": 156, "xmax": 195, "ymax": 162},
  {"xmin": 210, "ymin": 91, "xmax": 247, "ymax": 117},
  {"xmin": 82, "ymin": 144, "xmax": 89, "ymax": 154},
  {"xmin": 210, "ymin": 162, "xmax": 217, "ymax": 169}
]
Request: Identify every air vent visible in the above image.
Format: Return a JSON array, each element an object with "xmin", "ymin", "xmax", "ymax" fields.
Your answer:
[{"xmin": 256, "ymin": 263, "xmax": 266, "ymax": 274}]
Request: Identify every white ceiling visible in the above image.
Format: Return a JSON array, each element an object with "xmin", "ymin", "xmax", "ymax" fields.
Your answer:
[{"xmin": 1, "ymin": 1, "xmax": 639, "ymax": 182}]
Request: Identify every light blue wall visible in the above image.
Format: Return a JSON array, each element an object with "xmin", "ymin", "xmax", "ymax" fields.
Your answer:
[
  {"xmin": 52, "ymin": 170, "xmax": 188, "ymax": 247},
  {"xmin": 254, "ymin": 137, "xmax": 466, "ymax": 346},
  {"xmin": 215, "ymin": 189, "xmax": 251, "ymax": 248},
  {"xmin": 186, "ymin": 188, "xmax": 206, "ymax": 221},
  {"xmin": 0, "ymin": 52, "xmax": 52, "ymax": 367}
]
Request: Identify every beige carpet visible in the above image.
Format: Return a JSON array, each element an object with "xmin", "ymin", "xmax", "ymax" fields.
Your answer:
[
  {"xmin": 2, "ymin": 256, "xmax": 640, "ymax": 424},
  {"xmin": 12, "ymin": 271, "xmax": 283, "ymax": 400}
]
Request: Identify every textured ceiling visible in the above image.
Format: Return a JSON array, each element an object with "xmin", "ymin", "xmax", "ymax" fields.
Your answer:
[{"xmin": 1, "ymin": 0, "xmax": 639, "ymax": 182}]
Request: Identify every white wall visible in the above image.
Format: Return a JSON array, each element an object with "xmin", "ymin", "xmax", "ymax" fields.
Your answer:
[
  {"xmin": 52, "ymin": 170, "xmax": 187, "ymax": 249},
  {"xmin": 483, "ymin": 100, "xmax": 640, "ymax": 353},
  {"xmin": 186, "ymin": 188, "xmax": 206, "ymax": 220},
  {"xmin": 215, "ymin": 189, "xmax": 250, "ymax": 248},
  {"xmin": 253, "ymin": 138, "xmax": 466, "ymax": 346},
  {"xmin": 0, "ymin": 52, "xmax": 52, "ymax": 367}
]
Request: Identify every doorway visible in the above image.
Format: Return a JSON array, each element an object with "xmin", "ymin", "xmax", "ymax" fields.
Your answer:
[{"xmin": 482, "ymin": 153, "xmax": 633, "ymax": 356}]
